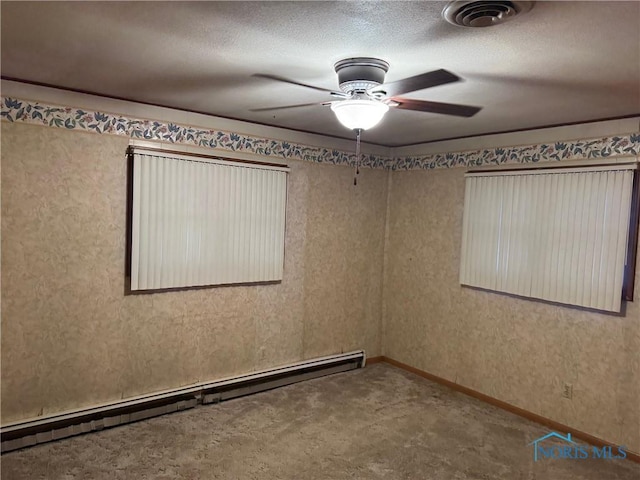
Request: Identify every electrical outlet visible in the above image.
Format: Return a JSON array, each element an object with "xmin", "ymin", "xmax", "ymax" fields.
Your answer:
[{"xmin": 562, "ymin": 383, "xmax": 573, "ymax": 399}]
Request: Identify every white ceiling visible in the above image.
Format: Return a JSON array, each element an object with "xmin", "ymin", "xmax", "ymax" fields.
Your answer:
[{"xmin": 1, "ymin": 1, "xmax": 639, "ymax": 147}]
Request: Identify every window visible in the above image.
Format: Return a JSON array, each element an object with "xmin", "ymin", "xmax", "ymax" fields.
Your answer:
[
  {"xmin": 459, "ymin": 164, "xmax": 637, "ymax": 313},
  {"xmin": 127, "ymin": 147, "xmax": 288, "ymax": 292}
]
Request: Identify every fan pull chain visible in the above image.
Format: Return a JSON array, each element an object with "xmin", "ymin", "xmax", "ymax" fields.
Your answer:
[{"xmin": 354, "ymin": 128, "xmax": 362, "ymax": 186}]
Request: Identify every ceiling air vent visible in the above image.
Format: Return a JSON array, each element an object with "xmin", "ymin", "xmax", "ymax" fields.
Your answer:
[{"xmin": 443, "ymin": 1, "xmax": 534, "ymax": 27}]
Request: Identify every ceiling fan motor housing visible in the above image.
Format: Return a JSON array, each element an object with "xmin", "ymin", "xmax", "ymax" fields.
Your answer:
[{"xmin": 334, "ymin": 58, "xmax": 389, "ymax": 94}]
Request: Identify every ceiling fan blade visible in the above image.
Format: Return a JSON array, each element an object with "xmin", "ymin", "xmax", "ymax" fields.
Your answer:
[
  {"xmin": 371, "ymin": 69, "xmax": 461, "ymax": 97},
  {"xmin": 250, "ymin": 102, "xmax": 328, "ymax": 112},
  {"xmin": 392, "ymin": 97, "xmax": 481, "ymax": 117},
  {"xmin": 253, "ymin": 73, "xmax": 342, "ymax": 95}
]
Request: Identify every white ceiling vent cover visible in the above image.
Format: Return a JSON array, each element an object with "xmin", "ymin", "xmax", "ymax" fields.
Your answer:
[{"xmin": 443, "ymin": 1, "xmax": 534, "ymax": 27}]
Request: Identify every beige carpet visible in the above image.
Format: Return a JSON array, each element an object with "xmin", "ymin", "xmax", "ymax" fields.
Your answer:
[{"xmin": 2, "ymin": 363, "xmax": 638, "ymax": 479}]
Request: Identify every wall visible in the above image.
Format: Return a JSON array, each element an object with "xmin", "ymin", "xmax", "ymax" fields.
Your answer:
[
  {"xmin": 1, "ymin": 120, "xmax": 387, "ymax": 423},
  {"xmin": 383, "ymin": 165, "xmax": 640, "ymax": 454},
  {"xmin": 2, "ymin": 86, "xmax": 639, "ymax": 455}
]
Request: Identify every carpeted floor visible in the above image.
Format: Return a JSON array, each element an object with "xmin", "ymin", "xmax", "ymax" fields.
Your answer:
[{"xmin": 2, "ymin": 363, "xmax": 638, "ymax": 479}]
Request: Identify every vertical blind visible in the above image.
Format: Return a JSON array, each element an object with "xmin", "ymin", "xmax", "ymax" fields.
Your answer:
[
  {"xmin": 459, "ymin": 165, "xmax": 636, "ymax": 312},
  {"xmin": 130, "ymin": 152, "xmax": 288, "ymax": 291}
]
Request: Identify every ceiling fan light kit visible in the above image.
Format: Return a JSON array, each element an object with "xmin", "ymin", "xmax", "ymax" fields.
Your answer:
[
  {"xmin": 329, "ymin": 58, "xmax": 391, "ymax": 130},
  {"xmin": 330, "ymin": 99, "xmax": 389, "ymax": 131}
]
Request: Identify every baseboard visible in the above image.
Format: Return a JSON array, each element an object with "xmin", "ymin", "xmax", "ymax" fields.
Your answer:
[
  {"xmin": 381, "ymin": 356, "xmax": 640, "ymax": 464},
  {"xmin": 1, "ymin": 350, "xmax": 365, "ymax": 453},
  {"xmin": 365, "ymin": 356, "xmax": 383, "ymax": 365}
]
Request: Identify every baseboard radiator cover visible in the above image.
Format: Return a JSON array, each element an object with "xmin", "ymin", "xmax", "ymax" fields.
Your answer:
[{"xmin": 1, "ymin": 350, "xmax": 366, "ymax": 453}]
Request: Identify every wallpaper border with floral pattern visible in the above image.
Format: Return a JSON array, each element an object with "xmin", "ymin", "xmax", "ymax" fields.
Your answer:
[
  {"xmin": 392, "ymin": 134, "xmax": 640, "ymax": 170},
  {"xmin": 2, "ymin": 97, "xmax": 638, "ymax": 170},
  {"xmin": 0, "ymin": 97, "xmax": 390, "ymax": 169}
]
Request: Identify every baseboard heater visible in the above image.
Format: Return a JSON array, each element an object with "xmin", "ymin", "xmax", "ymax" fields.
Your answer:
[{"xmin": 1, "ymin": 350, "xmax": 366, "ymax": 453}]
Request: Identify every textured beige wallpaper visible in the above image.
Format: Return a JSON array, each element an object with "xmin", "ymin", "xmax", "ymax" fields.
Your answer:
[
  {"xmin": 302, "ymin": 164, "xmax": 387, "ymax": 359},
  {"xmin": 383, "ymin": 167, "xmax": 640, "ymax": 453},
  {"xmin": 4, "ymin": 118, "xmax": 638, "ymax": 455},
  {"xmin": 1, "ymin": 122, "xmax": 387, "ymax": 422}
]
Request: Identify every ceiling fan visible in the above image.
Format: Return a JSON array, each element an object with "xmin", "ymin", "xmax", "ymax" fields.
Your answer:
[{"xmin": 252, "ymin": 57, "xmax": 482, "ymax": 131}]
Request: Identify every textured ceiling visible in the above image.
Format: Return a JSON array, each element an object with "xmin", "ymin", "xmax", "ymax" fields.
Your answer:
[{"xmin": 1, "ymin": 1, "xmax": 639, "ymax": 147}]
